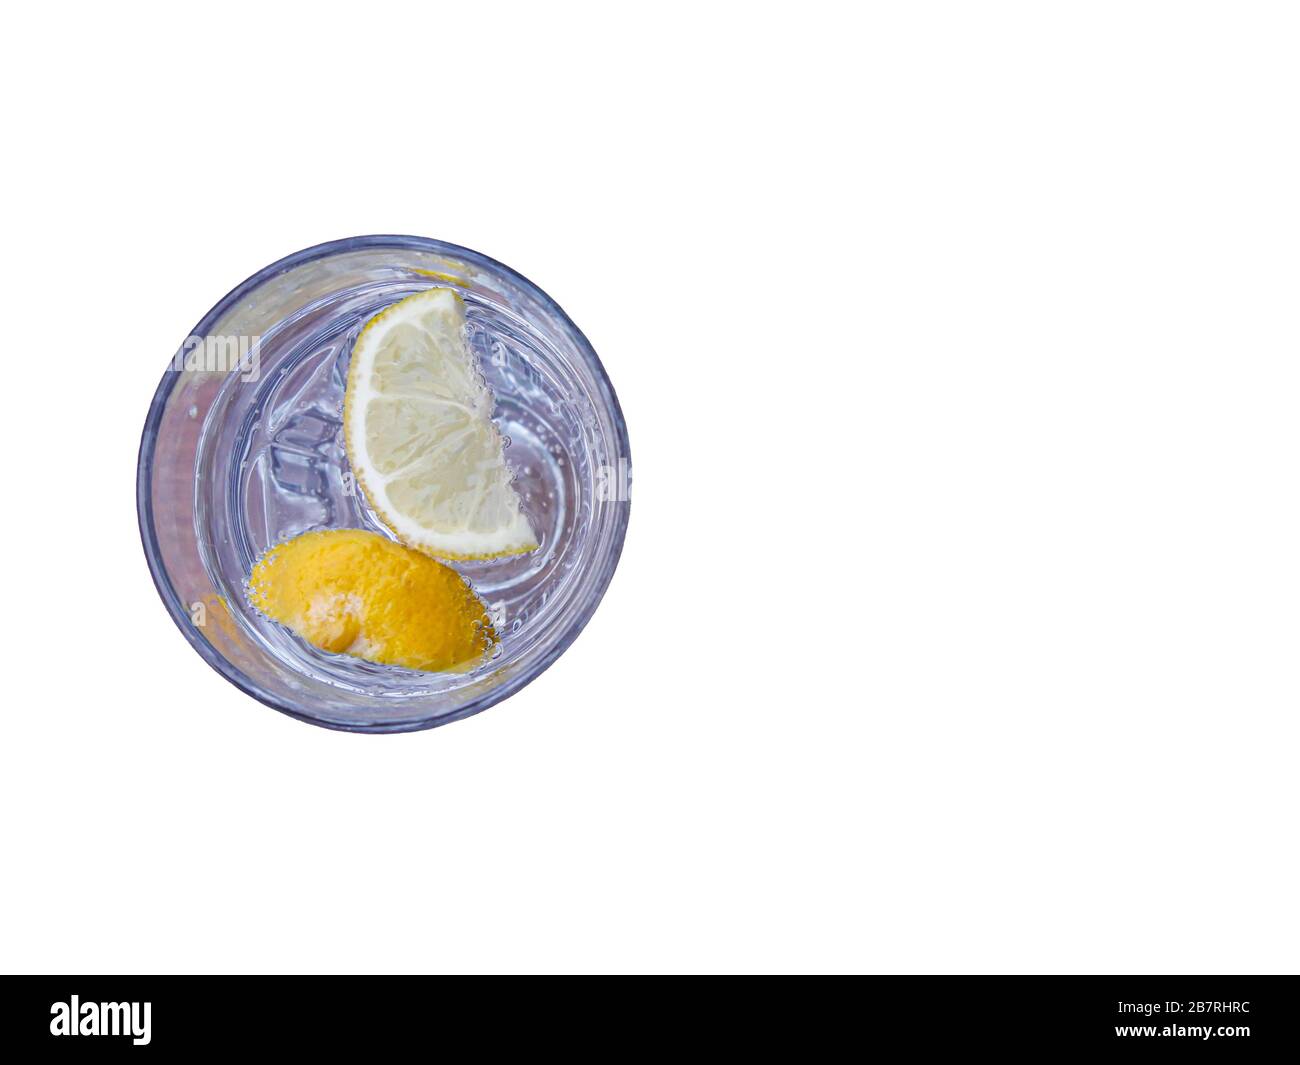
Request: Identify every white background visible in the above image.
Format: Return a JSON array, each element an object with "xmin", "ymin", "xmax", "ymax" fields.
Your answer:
[{"xmin": 1, "ymin": 2, "xmax": 1296, "ymax": 974}]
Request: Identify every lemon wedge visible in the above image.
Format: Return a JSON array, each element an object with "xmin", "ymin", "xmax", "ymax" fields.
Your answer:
[
  {"xmin": 248, "ymin": 529, "xmax": 495, "ymax": 672},
  {"xmin": 344, "ymin": 288, "xmax": 538, "ymax": 560}
]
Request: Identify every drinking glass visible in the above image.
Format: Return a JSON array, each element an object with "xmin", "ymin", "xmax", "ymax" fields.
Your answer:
[{"xmin": 138, "ymin": 236, "xmax": 631, "ymax": 732}]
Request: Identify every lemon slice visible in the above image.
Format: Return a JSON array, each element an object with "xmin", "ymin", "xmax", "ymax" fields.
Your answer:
[
  {"xmin": 249, "ymin": 529, "xmax": 495, "ymax": 672},
  {"xmin": 344, "ymin": 288, "xmax": 538, "ymax": 560}
]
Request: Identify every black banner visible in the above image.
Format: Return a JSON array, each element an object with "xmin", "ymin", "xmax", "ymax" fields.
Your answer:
[{"xmin": 2, "ymin": 976, "xmax": 1293, "ymax": 1054}]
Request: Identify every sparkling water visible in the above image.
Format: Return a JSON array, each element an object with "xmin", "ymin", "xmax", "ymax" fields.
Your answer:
[{"xmin": 142, "ymin": 239, "xmax": 630, "ymax": 730}]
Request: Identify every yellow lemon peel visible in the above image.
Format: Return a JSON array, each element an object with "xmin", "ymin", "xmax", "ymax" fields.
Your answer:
[
  {"xmin": 248, "ymin": 529, "xmax": 495, "ymax": 672},
  {"xmin": 408, "ymin": 266, "xmax": 469, "ymax": 286}
]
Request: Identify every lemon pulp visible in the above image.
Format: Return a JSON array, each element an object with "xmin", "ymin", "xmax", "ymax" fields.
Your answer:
[{"xmin": 248, "ymin": 529, "xmax": 495, "ymax": 672}]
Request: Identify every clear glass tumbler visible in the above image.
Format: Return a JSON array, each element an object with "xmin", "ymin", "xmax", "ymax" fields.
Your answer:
[{"xmin": 138, "ymin": 236, "xmax": 631, "ymax": 732}]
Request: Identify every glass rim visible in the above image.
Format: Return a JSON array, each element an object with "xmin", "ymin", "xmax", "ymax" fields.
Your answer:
[{"xmin": 137, "ymin": 234, "xmax": 631, "ymax": 733}]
